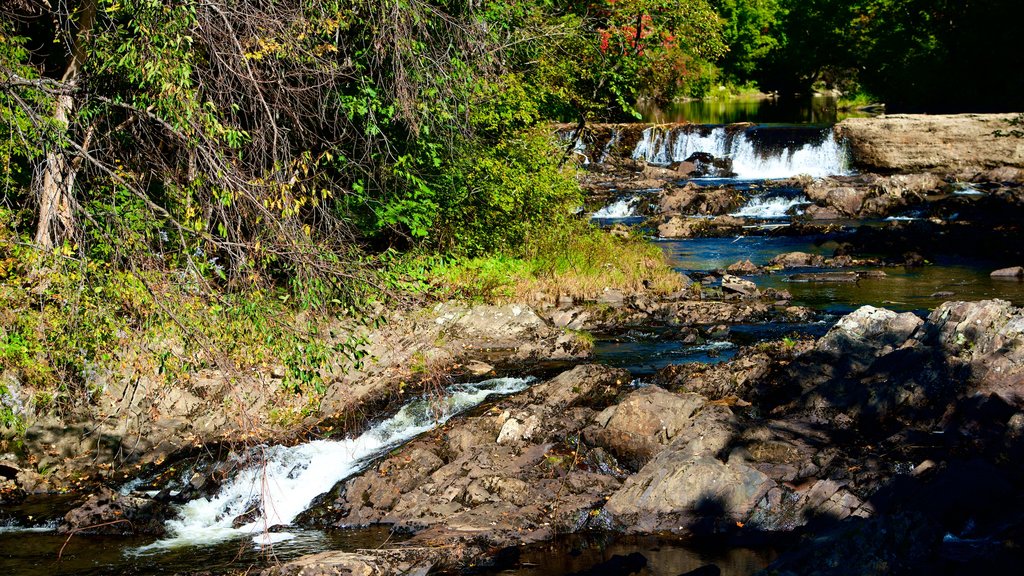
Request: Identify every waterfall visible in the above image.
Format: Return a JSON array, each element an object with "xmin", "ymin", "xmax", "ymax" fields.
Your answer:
[
  {"xmin": 731, "ymin": 194, "xmax": 811, "ymax": 219},
  {"xmin": 593, "ymin": 195, "xmax": 641, "ymax": 218},
  {"xmin": 134, "ymin": 376, "xmax": 535, "ymax": 552},
  {"xmin": 630, "ymin": 125, "xmax": 850, "ymax": 179}
]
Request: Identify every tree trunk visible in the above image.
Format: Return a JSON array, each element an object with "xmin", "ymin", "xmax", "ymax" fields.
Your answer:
[{"xmin": 34, "ymin": 0, "xmax": 96, "ymax": 250}]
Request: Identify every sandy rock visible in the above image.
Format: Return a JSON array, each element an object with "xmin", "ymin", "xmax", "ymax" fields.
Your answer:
[{"xmin": 261, "ymin": 550, "xmax": 434, "ymax": 576}]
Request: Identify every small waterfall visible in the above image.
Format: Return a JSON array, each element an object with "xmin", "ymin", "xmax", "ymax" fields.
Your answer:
[
  {"xmin": 593, "ymin": 195, "xmax": 641, "ymax": 218},
  {"xmin": 135, "ymin": 376, "xmax": 535, "ymax": 552},
  {"xmin": 731, "ymin": 194, "xmax": 811, "ymax": 219},
  {"xmin": 631, "ymin": 125, "xmax": 850, "ymax": 179}
]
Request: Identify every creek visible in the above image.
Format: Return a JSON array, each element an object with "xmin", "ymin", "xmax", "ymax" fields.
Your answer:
[{"xmin": 3, "ymin": 111, "xmax": 1023, "ymax": 575}]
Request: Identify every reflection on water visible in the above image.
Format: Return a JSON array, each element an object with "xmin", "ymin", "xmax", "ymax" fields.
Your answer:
[
  {"xmin": 759, "ymin": 262, "xmax": 1024, "ymax": 313},
  {"xmin": 658, "ymin": 236, "xmax": 1024, "ymax": 314},
  {"xmin": 0, "ymin": 525, "xmax": 401, "ymax": 576},
  {"xmin": 659, "ymin": 236, "xmax": 835, "ymax": 274},
  {"xmin": 638, "ymin": 95, "xmax": 872, "ymax": 125},
  {"xmin": 471, "ymin": 533, "xmax": 775, "ymax": 576}
]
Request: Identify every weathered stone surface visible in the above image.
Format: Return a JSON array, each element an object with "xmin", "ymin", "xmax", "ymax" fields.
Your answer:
[
  {"xmin": 721, "ymin": 274, "xmax": 759, "ymax": 296},
  {"xmin": 726, "ymin": 259, "xmax": 760, "ymax": 275},
  {"xmin": 584, "ymin": 386, "xmax": 706, "ymax": 468},
  {"xmin": 260, "ymin": 550, "xmax": 434, "ymax": 576},
  {"xmin": 837, "ymin": 114, "xmax": 1024, "ymax": 173},
  {"xmin": 604, "ymin": 405, "xmax": 774, "ymax": 534},
  {"xmin": 769, "ymin": 252, "xmax": 826, "ymax": 268},
  {"xmin": 59, "ymin": 487, "xmax": 169, "ymax": 535}
]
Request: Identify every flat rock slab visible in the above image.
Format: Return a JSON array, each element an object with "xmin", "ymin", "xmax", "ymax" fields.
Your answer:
[{"xmin": 837, "ymin": 114, "xmax": 1024, "ymax": 173}]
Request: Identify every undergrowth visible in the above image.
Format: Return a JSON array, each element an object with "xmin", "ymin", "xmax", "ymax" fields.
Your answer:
[{"xmin": 0, "ymin": 209, "xmax": 373, "ymax": 444}]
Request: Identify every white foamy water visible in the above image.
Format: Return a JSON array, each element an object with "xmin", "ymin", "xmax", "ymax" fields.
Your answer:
[
  {"xmin": 593, "ymin": 196, "xmax": 641, "ymax": 218},
  {"xmin": 630, "ymin": 126, "xmax": 850, "ymax": 179},
  {"xmin": 731, "ymin": 194, "xmax": 810, "ymax": 219},
  {"xmin": 134, "ymin": 376, "xmax": 534, "ymax": 553}
]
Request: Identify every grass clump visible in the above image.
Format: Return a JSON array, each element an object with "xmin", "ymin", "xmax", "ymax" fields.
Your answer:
[{"xmin": 392, "ymin": 221, "xmax": 686, "ymax": 303}]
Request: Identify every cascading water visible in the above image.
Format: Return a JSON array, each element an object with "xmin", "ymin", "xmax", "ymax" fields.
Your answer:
[
  {"xmin": 730, "ymin": 194, "xmax": 811, "ymax": 219},
  {"xmin": 630, "ymin": 125, "xmax": 850, "ymax": 179},
  {"xmin": 592, "ymin": 195, "xmax": 641, "ymax": 218},
  {"xmin": 134, "ymin": 376, "xmax": 535, "ymax": 553}
]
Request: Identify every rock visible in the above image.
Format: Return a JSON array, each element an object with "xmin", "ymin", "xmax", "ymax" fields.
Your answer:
[
  {"xmin": 836, "ymin": 114, "xmax": 1024, "ymax": 173},
  {"xmin": 769, "ymin": 252, "xmax": 826, "ymax": 268},
  {"xmin": 930, "ymin": 300, "xmax": 1024, "ymax": 405},
  {"xmin": 991, "ymin": 266, "xmax": 1024, "ymax": 280},
  {"xmin": 721, "ymin": 274, "xmax": 758, "ymax": 297},
  {"xmin": 59, "ymin": 487, "xmax": 170, "ymax": 535},
  {"xmin": 463, "ymin": 360, "xmax": 494, "ymax": 376},
  {"xmin": 804, "ymin": 205, "xmax": 843, "ymax": 220},
  {"xmin": 817, "ymin": 306, "xmax": 923, "ymax": 359},
  {"xmin": 597, "ymin": 288, "xmax": 626, "ymax": 306},
  {"xmin": 726, "ymin": 259, "xmax": 760, "ymax": 275},
  {"xmin": 604, "ymin": 405, "xmax": 774, "ymax": 534},
  {"xmin": 261, "ymin": 550, "xmax": 434, "ymax": 576},
  {"xmin": 584, "ymin": 387, "xmax": 706, "ymax": 468},
  {"xmin": 324, "ymin": 365, "xmax": 629, "ymax": 546}
]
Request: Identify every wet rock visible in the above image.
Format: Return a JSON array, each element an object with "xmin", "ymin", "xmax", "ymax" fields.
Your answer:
[
  {"xmin": 804, "ymin": 205, "xmax": 843, "ymax": 220},
  {"xmin": 584, "ymin": 387, "xmax": 706, "ymax": 468},
  {"xmin": 685, "ymin": 152, "xmax": 736, "ymax": 178},
  {"xmin": 991, "ymin": 266, "xmax": 1024, "ymax": 280},
  {"xmin": 58, "ymin": 487, "xmax": 169, "ymax": 535},
  {"xmin": 324, "ymin": 365, "xmax": 629, "ymax": 546}
]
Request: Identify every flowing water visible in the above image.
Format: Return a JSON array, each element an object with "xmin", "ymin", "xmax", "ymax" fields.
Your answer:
[{"xmin": 629, "ymin": 124, "xmax": 850, "ymax": 179}]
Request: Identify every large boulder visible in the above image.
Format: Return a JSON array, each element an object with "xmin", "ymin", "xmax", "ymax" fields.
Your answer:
[
  {"xmin": 604, "ymin": 405, "xmax": 775, "ymax": 534},
  {"xmin": 584, "ymin": 386, "xmax": 706, "ymax": 468},
  {"xmin": 837, "ymin": 114, "xmax": 1024, "ymax": 173},
  {"xmin": 930, "ymin": 300, "xmax": 1024, "ymax": 405},
  {"xmin": 59, "ymin": 487, "xmax": 169, "ymax": 535}
]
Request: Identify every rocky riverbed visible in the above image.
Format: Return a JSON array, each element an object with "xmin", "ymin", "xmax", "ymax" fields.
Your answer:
[{"xmin": 4, "ymin": 114, "xmax": 1024, "ymax": 575}]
